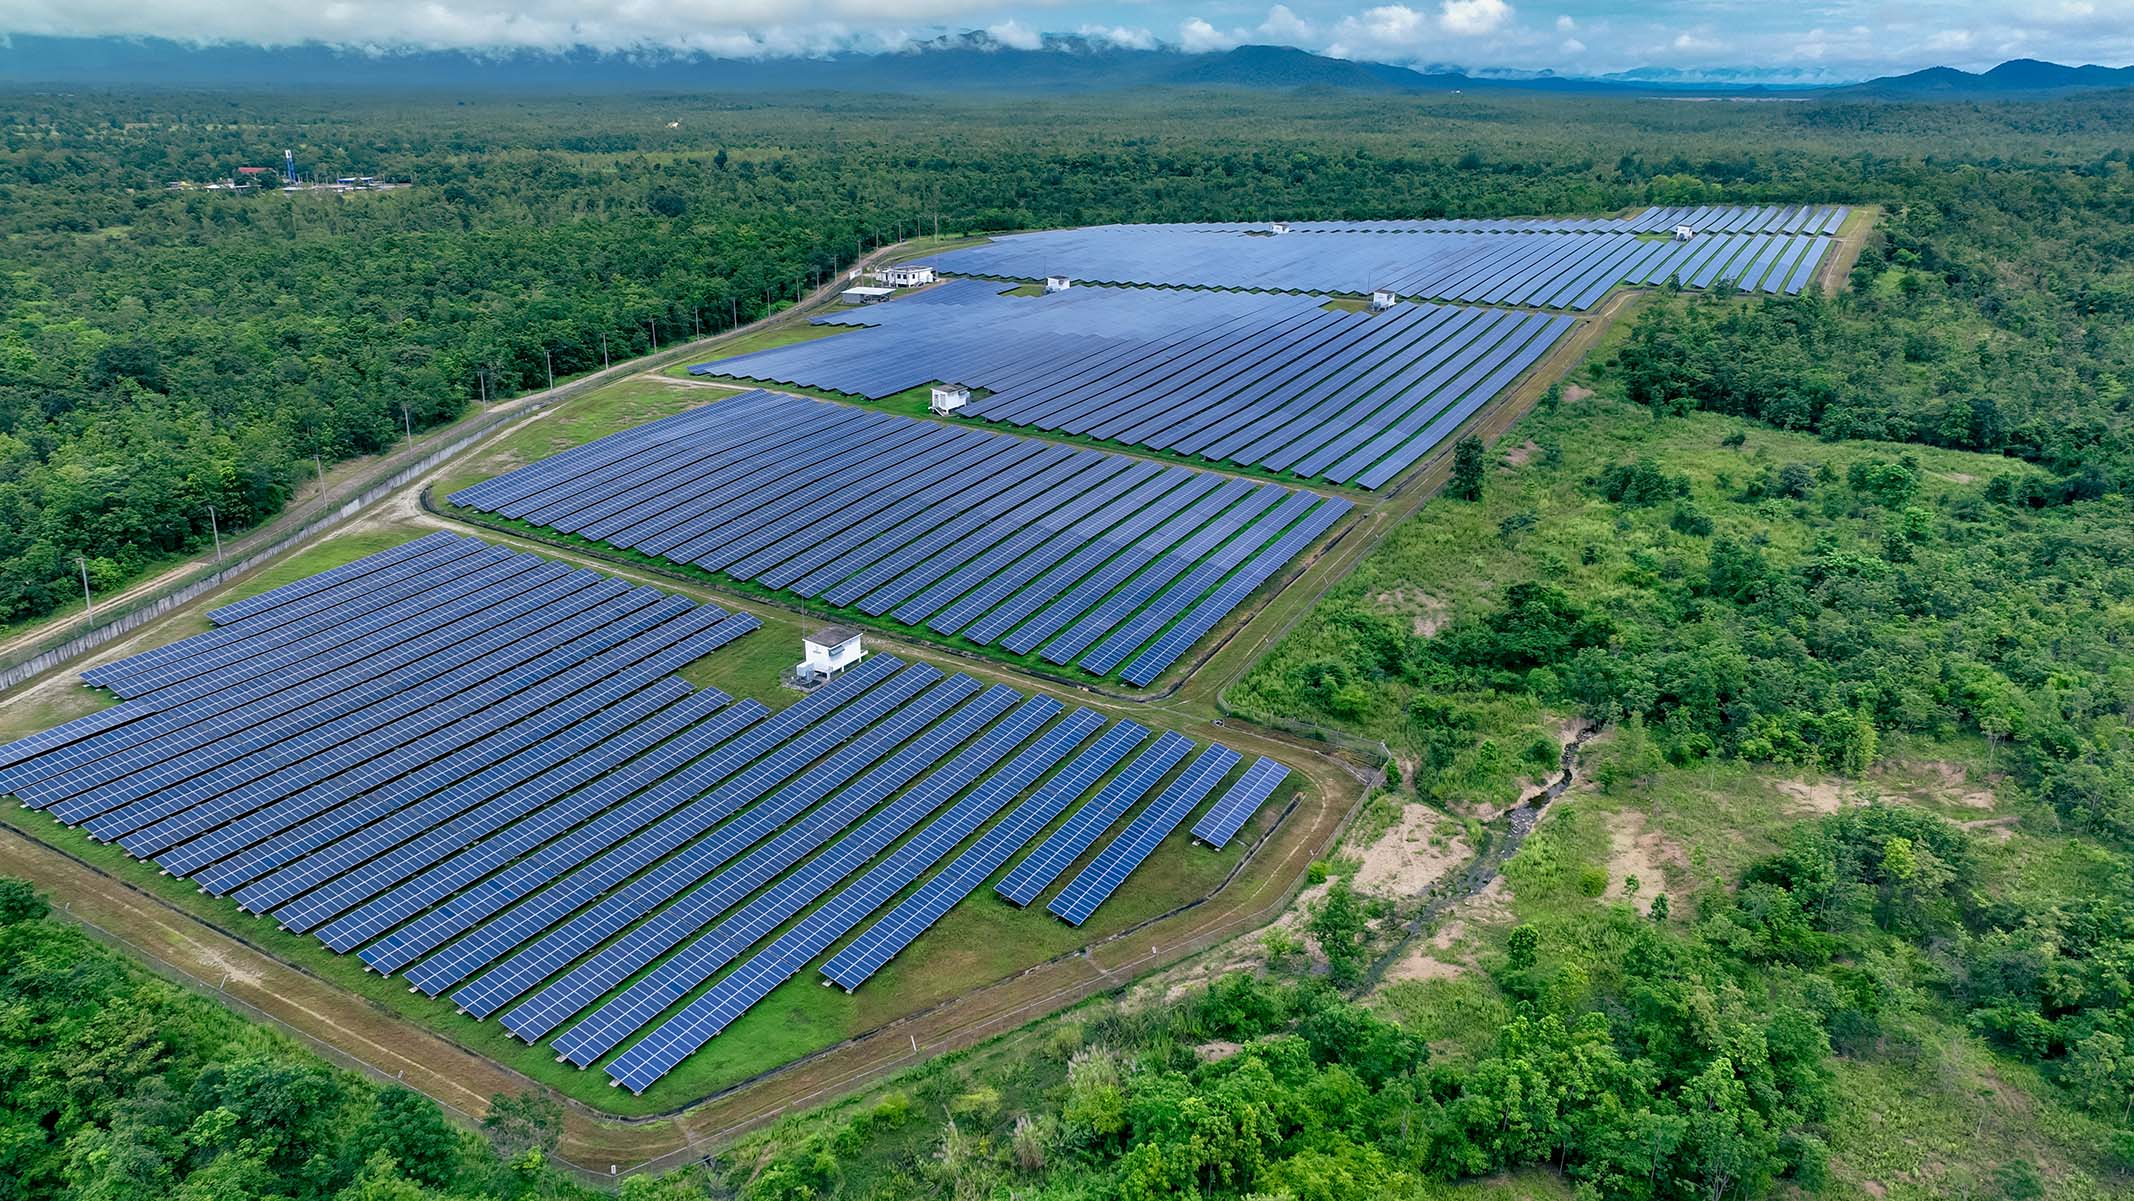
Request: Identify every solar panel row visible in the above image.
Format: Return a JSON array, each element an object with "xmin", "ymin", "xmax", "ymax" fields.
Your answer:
[
  {"xmin": 921, "ymin": 213, "xmax": 1838, "ymax": 304},
  {"xmin": 1190, "ymin": 756, "xmax": 1291, "ymax": 849},
  {"xmin": 1049, "ymin": 743, "xmax": 1240, "ymax": 925},
  {"xmin": 1, "ymin": 537, "xmax": 1288, "ymax": 1098},
  {"xmin": 1127, "ymin": 205, "xmax": 1845, "ymax": 237},
  {"xmin": 693, "ymin": 282, "xmax": 1572, "ymax": 488},
  {"xmin": 449, "ymin": 391, "xmax": 1348, "ymax": 685}
]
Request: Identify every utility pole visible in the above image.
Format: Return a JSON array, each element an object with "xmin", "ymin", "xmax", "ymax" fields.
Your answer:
[
  {"xmin": 544, "ymin": 347, "xmax": 554, "ymax": 391},
  {"xmin": 730, "ymin": 297, "xmax": 738, "ymax": 328},
  {"xmin": 602, "ymin": 332, "xmax": 610, "ymax": 370},
  {"xmin": 76, "ymin": 556, "xmax": 94, "ymax": 622},
  {"xmin": 206, "ymin": 505, "xmax": 223, "ymax": 564},
  {"xmin": 478, "ymin": 368, "xmax": 489, "ymax": 410},
  {"xmin": 400, "ymin": 402, "xmax": 413, "ymax": 447}
]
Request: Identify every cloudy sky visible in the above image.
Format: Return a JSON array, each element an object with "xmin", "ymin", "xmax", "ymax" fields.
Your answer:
[{"xmin": 2, "ymin": 0, "xmax": 2130, "ymax": 79}]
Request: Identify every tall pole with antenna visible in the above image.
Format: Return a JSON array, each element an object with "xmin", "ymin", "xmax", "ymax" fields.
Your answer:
[
  {"xmin": 76, "ymin": 556, "xmax": 94, "ymax": 622},
  {"xmin": 206, "ymin": 505, "xmax": 223, "ymax": 564}
]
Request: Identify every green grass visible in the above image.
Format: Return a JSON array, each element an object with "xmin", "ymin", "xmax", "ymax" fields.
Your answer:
[
  {"xmin": 432, "ymin": 378, "xmax": 714, "ymax": 503},
  {"xmin": 663, "ymin": 321, "xmax": 854, "ymax": 379}
]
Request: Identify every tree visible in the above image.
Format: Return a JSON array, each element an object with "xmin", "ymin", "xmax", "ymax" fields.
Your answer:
[
  {"xmin": 0, "ymin": 877, "xmax": 48, "ymax": 924},
  {"xmin": 2063, "ymin": 1032, "xmax": 2134, "ymax": 1123},
  {"xmin": 361, "ymin": 1086, "xmax": 459, "ymax": 1188},
  {"xmin": 480, "ymin": 1090, "xmax": 562, "ymax": 1160},
  {"xmin": 1308, "ymin": 879, "xmax": 1371, "ymax": 986},
  {"xmin": 1448, "ymin": 435, "xmax": 1487, "ymax": 501},
  {"xmin": 1678, "ymin": 1057, "xmax": 1779, "ymax": 1201}
]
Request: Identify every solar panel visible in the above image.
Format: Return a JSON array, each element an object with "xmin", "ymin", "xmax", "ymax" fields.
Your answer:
[
  {"xmin": 1049, "ymin": 743, "xmax": 1241, "ymax": 925},
  {"xmin": 1190, "ymin": 757, "xmax": 1290, "ymax": 849},
  {"xmin": 996, "ymin": 730, "xmax": 1194, "ymax": 906},
  {"xmin": 821, "ymin": 716, "xmax": 1144, "ymax": 990},
  {"xmin": 536, "ymin": 689, "xmax": 1060, "ymax": 1063},
  {"xmin": 601, "ymin": 705, "xmax": 1116, "ymax": 1093},
  {"xmin": 454, "ymin": 392, "xmax": 1332, "ymax": 684}
]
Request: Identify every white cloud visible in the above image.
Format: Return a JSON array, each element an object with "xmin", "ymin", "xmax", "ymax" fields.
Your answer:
[
  {"xmin": 1076, "ymin": 22, "xmax": 1156, "ymax": 49},
  {"xmin": 1324, "ymin": 0, "xmax": 1514, "ymax": 57},
  {"xmin": 1177, "ymin": 15, "xmax": 1243, "ymax": 51},
  {"xmin": 1924, "ymin": 28, "xmax": 1975, "ymax": 51},
  {"xmin": 1258, "ymin": 3, "xmax": 1313, "ymax": 42},
  {"xmin": 1554, "ymin": 13, "xmax": 1573, "ymax": 32},
  {"xmin": 984, "ymin": 18, "xmax": 1042, "ymax": 48},
  {"xmin": 1436, "ymin": 0, "xmax": 1512, "ymax": 36},
  {"xmin": 1561, "ymin": 36, "xmax": 1583, "ymax": 52},
  {"xmin": 1326, "ymin": 4, "xmax": 1426, "ymax": 56}
]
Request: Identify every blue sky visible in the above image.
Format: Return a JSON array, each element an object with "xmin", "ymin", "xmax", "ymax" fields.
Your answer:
[{"xmin": 3, "ymin": 0, "xmax": 2130, "ymax": 79}]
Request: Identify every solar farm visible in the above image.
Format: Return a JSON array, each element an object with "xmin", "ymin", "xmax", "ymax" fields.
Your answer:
[
  {"xmin": 697, "ymin": 280, "xmax": 1575, "ymax": 487},
  {"xmin": 684, "ymin": 205, "xmax": 1844, "ymax": 492},
  {"xmin": 0, "ymin": 200, "xmax": 1862, "ymax": 1123},
  {"xmin": 450, "ymin": 389, "xmax": 1352, "ymax": 688},
  {"xmin": 921, "ymin": 204, "xmax": 1846, "ymax": 301},
  {"xmin": 0, "ymin": 533, "xmax": 1293, "ymax": 1097}
]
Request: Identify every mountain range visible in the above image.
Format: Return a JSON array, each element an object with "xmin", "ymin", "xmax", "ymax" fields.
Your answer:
[{"xmin": 0, "ymin": 33, "xmax": 2129, "ymax": 98}]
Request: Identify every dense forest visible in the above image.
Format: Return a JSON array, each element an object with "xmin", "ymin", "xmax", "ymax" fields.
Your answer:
[
  {"xmin": 2, "ymin": 86, "xmax": 2132, "ymax": 623},
  {"xmin": 0, "ymin": 875, "xmax": 607, "ymax": 1201}
]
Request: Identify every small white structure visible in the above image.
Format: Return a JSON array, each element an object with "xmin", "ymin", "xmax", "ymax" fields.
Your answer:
[
  {"xmin": 800, "ymin": 626, "xmax": 866, "ymax": 683},
  {"xmin": 1370, "ymin": 289, "xmax": 1399, "ymax": 312},
  {"xmin": 874, "ymin": 264, "xmax": 938, "ymax": 287},
  {"xmin": 1045, "ymin": 275, "xmax": 1073, "ymax": 294},
  {"xmin": 1270, "ymin": 221, "xmax": 1291, "ymax": 235},
  {"xmin": 930, "ymin": 383, "xmax": 972, "ymax": 415},
  {"xmin": 840, "ymin": 285, "xmax": 895, "ymax": 305},
  {"xmin": 1673, "ymin": 224, "xmax": 1697, "ymax": 241}
]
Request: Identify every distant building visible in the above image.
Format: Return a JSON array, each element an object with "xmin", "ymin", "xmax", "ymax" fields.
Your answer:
[
  {"xmin": 875, "ymin": 264, "xmax": 938, "ymax": 287},
  {"xmin": 841, "ymin": 286, "xmax": 895, "ymax": 305},
  {"xmin": 1370, "ymin": 289, "xmax": 1399, "ymax": 311},
  {"xmin": 1045, "ymin": 275, "xmax": 1073, "ymax": 293},
  {"xmin": 930, "ymin": 384, "xmax": 972, "ymax": 415},
  {"xmin": 1673, "ymin": 224, "xmax": 1697, "ymax": 241},
  {"xmin": 799, "ymin": 626, "xmax": 866, "ymax": 684}
]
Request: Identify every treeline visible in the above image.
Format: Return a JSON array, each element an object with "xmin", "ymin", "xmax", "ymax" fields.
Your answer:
[
  {"xmin": 0, "ymin": 876, "xmax": 599, "ymax": 1201},
  {"xmin": 1614, "ymin": 168, "xmax": 2134, "ymax": 488},
  {"xmin": 721, "ymin": 803, "xmax": 2129, "ymax": 1199},
  {"xmin": 3, "ymin": 86, "xmax": 2132, "ymax": 624}
]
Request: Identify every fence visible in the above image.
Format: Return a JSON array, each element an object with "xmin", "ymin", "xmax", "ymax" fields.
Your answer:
[{"xmin": 0, "ymin": 424, "xmax": 503, "ymax": 695}]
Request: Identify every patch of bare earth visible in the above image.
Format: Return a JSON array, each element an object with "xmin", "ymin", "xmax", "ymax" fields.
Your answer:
[
  {"xmin": 1193, "ymin": 1040, "xmax": 1243, "ymax": 1063},
  {"xmin": 1602, "ymin": 810, "xmax": 1686, "ymax": 915},
  {"xmin": 1500, "ymin": 440, "xmax": 1541, "ymax": 469},
  {"xmin": 1893, "ymin": 759, "xmax": 2000, "ymax": 810},
  {"xmin": 1381, "ymin": 877, "xmax": 1514, "ymax": 987},
  {"xmin": 1564, "ymin": 384, "xmax": 1595, "ymax": 403},
  {"xmin": 1352, "ymin": 800, "xmax": 1472, "ymax": 900},
  {"xmin": 1776, "ymin": 776, "xmax": 1851, "ymax": 816},
  {"xmin": 1373, "ymin": 586, "xmax": 1451, "ymax": 638}
]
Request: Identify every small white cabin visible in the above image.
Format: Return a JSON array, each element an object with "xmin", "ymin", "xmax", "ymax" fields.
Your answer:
[
  {"xmin": 1370, "ymin": 289, "xmax": 1399, "ymax": 312},
  {"xmin": 875, "ymin": 264, "xmax": 938, "ymax": 287},
  {"xmin": 800, "ymin": 626, "xmax": 866, "ymax": 682},
  {"xmin": 930, "ymin": 383, "xmax": 972, "ymax": 415},
  {"xmin": 841, "ymin": 286, "xmax": 895, "ymax": 305},
  {"xmin": 1045, "ymin": 275, "xmax": 1073, "ymax": 294},
  {"xmin": 1672, "ymin": 224, "xmax": 1697, "ymax": 241},
  {"xmin": 1269, "ymin": 221, "xmax": 1291, "ymax": 235}
]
